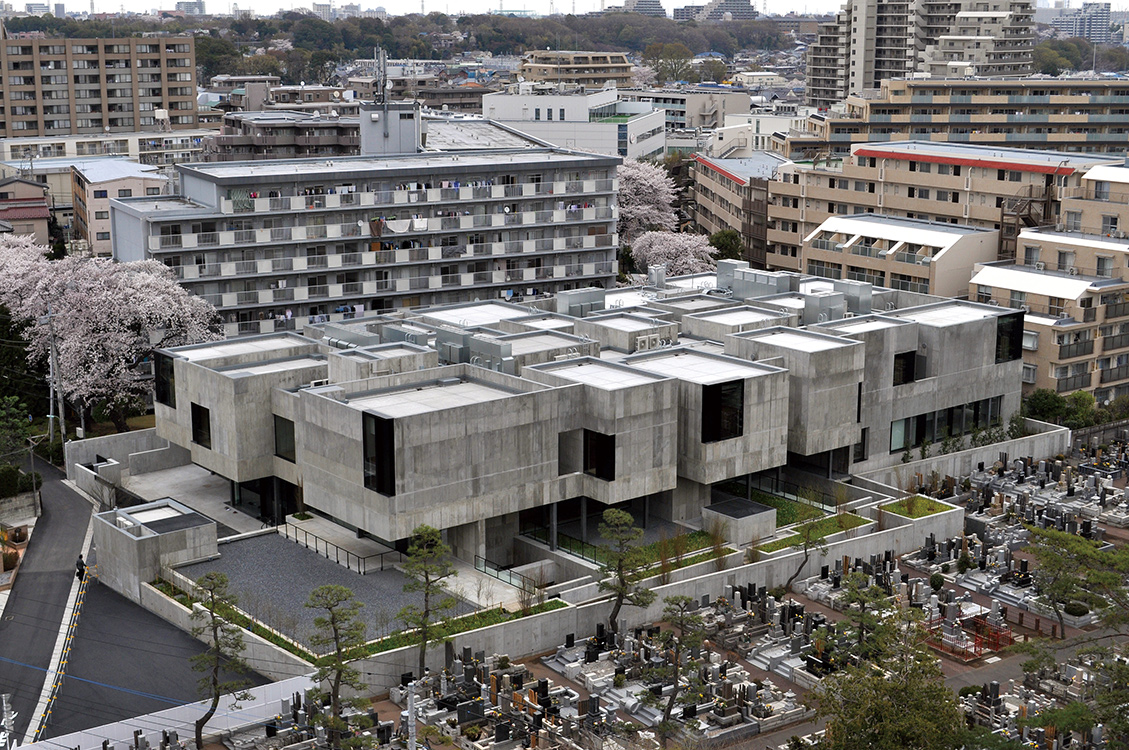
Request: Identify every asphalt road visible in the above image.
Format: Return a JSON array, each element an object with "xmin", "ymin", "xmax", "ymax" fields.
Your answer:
[
  {"xmin": 0, "ymin": 458, "xmax": 92, "ymax": 740},
  {"xmin": 40, "ymin": 584, "xmax": 271, "ymax": 741}
]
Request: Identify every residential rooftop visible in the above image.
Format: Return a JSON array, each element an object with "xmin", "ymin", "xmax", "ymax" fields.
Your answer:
[
  {"xmin": 850, "ymin": 140, "xmax": 1122, "ymax": 171},
  {"xmin": 346, "ymin": 376, "xmax": 522, "ymax": 417},
  {"xmin": 533, "ymin": 358, "xmax": 668, "ymax": 390},
  {"xmin": 627, "ymin": 349, "xmax": 780, "ymax": 385}
]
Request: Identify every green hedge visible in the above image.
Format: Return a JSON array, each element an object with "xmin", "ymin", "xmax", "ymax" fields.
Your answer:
[{"xmin": 0, "ymin": 465, "xmax": 18, "ymax": 498}]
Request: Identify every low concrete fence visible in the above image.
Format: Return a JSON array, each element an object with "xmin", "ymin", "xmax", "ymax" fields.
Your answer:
[
  {"xmin": 0, "ymin": 489, "xmax": 38, "ymax": 525},
  {"xmin": 70, "ymin": 462, "xmax": 116, "ymax": 509},
  {"xmin": 64, "ymin": 428, "xmax": 189, "ymax": 482}
]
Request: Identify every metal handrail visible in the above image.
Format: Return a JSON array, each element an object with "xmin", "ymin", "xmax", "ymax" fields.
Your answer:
[
  {"xmin": 282, "ymin": 522, "xmax": 399, "ymax": 575},
  {"xmin": 474, "ymin": 555, "xmax": 536, "ymax": 593}
]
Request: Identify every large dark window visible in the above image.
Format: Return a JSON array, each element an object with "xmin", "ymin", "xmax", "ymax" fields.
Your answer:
[
  {"xmin": 701, "ymin": 380, "xmax": 744, "ymax": 443},
  {"xmin": 274, "ymin": 415, "xmax": 296, "ymax": 463},
  {"xmin": 190, "ymin": 403, "xmax": 211, "ymax": 449},
  {"xmin": 154, "ymin": 352, "xmax": 176, "ymax": 408},
  {"xmin": 583, "ymin": 430, "xmax": 615, "ymax": 481},
  {"xmin": 892, "ymin": 351, "xmax": 917, "ymax": 386},
  {"xmin": 995, "ymin": 312, "xmax": 1024, "ymax": 363},
  {"xmin": 363, "ymin": 412, "xmax": 395, "ymax": 496}
]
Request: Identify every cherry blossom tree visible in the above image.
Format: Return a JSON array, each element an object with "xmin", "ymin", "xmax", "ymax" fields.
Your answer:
[
  {"xmin": 629, "ymin": 231, "xmax": 717, "ymax": 277},
  {"xmin": 617, "ymin": 160, "xmax": 677, "ymax": 246},
  {"xmin": 0, "ymin": 235, "xmax": 219, "ymax": 433}
]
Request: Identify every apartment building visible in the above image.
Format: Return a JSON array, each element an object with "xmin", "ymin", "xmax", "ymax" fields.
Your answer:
[
  {"xmin": 806, "ymin": 0, "xmax": 1034, "ymax": 109},
  {"xmin": 765, "ymin": 141, "xmax": 1121, "ymax": 272},
  {"xmin": 226, "ymin": 83, "xmax": 361, "ymax": 117},
  {"xmin": 201, "ymin": 111, "xmax": 361, "ymax": 162},
  {"xmin": 147, "ymin": 266, "xmax": 1022, "ymax": 557},
  {"xmin": 0, "ymin": 36, "xmax": 198, "ymax": 138},
  {"xmin": 619, "ymin": 87, "xmax": 752, "ymax": 132},
  {"xmin": 482, "ymin": 85, "xmax": 665, "ymax": 160},
  {"xmin": 110, "ymin": 115, "xmax": 620, "ymax": 338},
  {"xmin": 672, "ymin": 0, "xmax": 758, "ymax": 21},
  {"xmin": 690, "ymin": 153, "xmax": 788, "ymax": 268},
  {"xmin": 0, "ymin": 175, "xmax": 50, "ymax": 243},
  {"xmin": 801, "ymin": 214, "xmax": 999, "ymax": 297},
  {"xmin": 519, "ymin": 51, "xmax": 633, "ymax": 89},
  {"xmin": 72, "ymin": 160, "xmax": 166, "ymax": 256},
  {"xmin": 776, "ymin": 78, "xmax": 1129, "ymax": 160},
  {"xmin": 969, "ymin": 162, "xmax": 1129, "ymax": 399},
  {"xmin": 1051, "ymin": 2, "xmax": 1111, "ymax": 44}
]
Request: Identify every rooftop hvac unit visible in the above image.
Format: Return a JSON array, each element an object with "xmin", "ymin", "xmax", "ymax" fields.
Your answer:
[
  {"xmin": 1055, "ymin": 223, "xmax": 1065, "ymax": 232},
  {"xmin": 1068, "ymin": 267, "xmax": 1079, "ymax": 276},
  {"xmin": 309, "ymin": 378, "xmax": 329, "ymax": 388},
  {"xmin": 635, "ymin": 335, "xmax": 652, "ymax": 351},
  {"xmin": 1034, "ymin": 262, "xmax": 1045, "ymax": 271}
]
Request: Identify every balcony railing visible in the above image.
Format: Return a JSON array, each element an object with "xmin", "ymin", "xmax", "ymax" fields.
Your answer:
[
  {"xmin": 1107, "ymin": 301, "xmax": 1129, "ymax": 320},
  {"xmin": 1057, "ymin": 372, "xmax": 1093, "ymax": 392},
  {"xmin": 1100, "ymin": 364, "xmax": 1129, "ymax": 384},
  {"xmin": 1058, "ymin": 340, "xmax": 1094, "ymax": 359},
  {"xmin": 1103, "ymin": 332, "xmax": 1129, "ymax": 352}
]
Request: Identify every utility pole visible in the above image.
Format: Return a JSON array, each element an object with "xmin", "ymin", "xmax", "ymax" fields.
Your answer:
[{"xmin": 39, "ymin": 305, "xmax": 65, "ymax": 447}]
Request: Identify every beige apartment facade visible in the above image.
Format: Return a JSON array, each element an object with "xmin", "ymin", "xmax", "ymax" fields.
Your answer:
[
  {"xmin": 519, "ymin": 51, "xmax": 633, "ymax": 89},
  {"xmin": 766, "ymin": 141, "xmax": 1121, "ymax": 273},
  {"xmin": 802, "ymin": 214, "xmax": 999, "ymax": 297},
  {"xmin": 690, "ymin": 153, "xmax": 787, "ymax": 268},
  {"xmin": 72, "ymin": 161, "xmax": 167, "ymax": 257},
  {"xmin": 969, "ymin": 163, "xmax": 1129, "ymax": 398},
  {"xmin": 778, "ymin": 78, "xmax": 1129, "ymax": 160},
  {"xmin": 0, "ymin": 37, "xmax": 198, "ymax": 139}
]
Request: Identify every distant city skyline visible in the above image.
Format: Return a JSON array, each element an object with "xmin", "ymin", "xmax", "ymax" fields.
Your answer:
[{"xmin": 81, "ymin": 0, "xmax": 842, "ymax": 21}]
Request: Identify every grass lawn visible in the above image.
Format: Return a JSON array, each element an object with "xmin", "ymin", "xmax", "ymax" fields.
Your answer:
[
  {"xmin": 880, "ymin": 495, "xmax": 950, "ymax": 519},
  {"xmin": 758, "ymin": 513, "xmax": 870, "ymax": 553},
  {"xmin": 750, "ymin": 489, "xmax": 824, "ymax": 527}
]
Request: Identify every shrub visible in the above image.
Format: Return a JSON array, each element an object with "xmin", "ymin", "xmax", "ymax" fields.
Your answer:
[
  {"xmin": 941, "ymin": 563, "xmax": 950, "ymax": 574},
  {"xmin": 16, "ymin": 472, "xmax": 40, "ymax": 494},
  {"xmin": 958, "ymin": 552, "xmax": 973, "ymax": 574},
  {"xmin": 930, "ymin": 573, "xmax": 944, "ymax": 592},
  {"xmin": 768, "ymin": 586, "xmax": 786, "ymax": 601},
  {"xmin": 959, "ymin": 685, "xmax": 983, "ymax": 698},
  {"xmin": 0, "ymin": 465, "xmax": 19, "ymax": 498},
  {"xmin": 613, "ymin": 673, "xmax": 626, "ymax": 689},
  {"xmin": 2, "ymin": 550, "xmax": 18, "ymax": 570},
  {"xmin": 1063, "ymin": 601, "xmax": 1089, "ymax": 617}
]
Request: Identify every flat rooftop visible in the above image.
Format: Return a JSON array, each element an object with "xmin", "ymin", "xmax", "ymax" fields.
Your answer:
[
  {"xmin": 426, "ymin": 119, "xmax": 545, "ymax": 150},
  {"xmin": 504, "ymin": 332, "xmax": 582, "ymax": 355},
  {"xmin": 852, "ymin": 140, "xmax": 1120, "ymax": 171},
  {"xmin": 516, "ymin": 316, "xmax": 575, "ymax": 331},
  {"xmin": 695, "ymin": 307, "xmax": 782, "ymax": 326},
  {"xmin": 745, "ymin": 329, "xmax": 854, "ymax": 352},
  {"xmin": 418, "ymin": 302, "xmax": 532, "ymax": 328},
  {"xmin": 588, "ymin": 314, "xmax": 664, "ymax": 332},
  {"xmin": 218, "ymin": 356, "xmax": 325, "ymax": 377},
  {"xmin": 970, "ymin": 264, "xmax": 1097, "ymax": 300},
  {"xmin": 894, "ymin": 302, "xmax": 1002, "ymax": 327},
  {"xmin": 174, "ymin": 335, "xmax": 311, "ymax": 363},
  {"xmin": 181, "ymin": 148, "xmax": 601, "ymax": 182},
  {"xmin": 538, "ymin": 359, "xmax": 667, "ymax": 390},
  {"xmin": 814, "ymin": 213, "xmax": 989, "ymax": 244},
  {"xmin": 350, "ymin": 344, "xmax": 427, "ymax": 360},
  {"xmin": 627, "ymin": 350, "xmax": 776, "ymax": 385},
  {"xmin": 348, "ymin": 378, "xmax": 518, "ymax": 417},
  {"xmin": 657, "ymin": 296, "xmax": 733, "ymax": 312},
  {"xmin": 826, "ymin": 316, "xmax": 905, "ymax": 334}
]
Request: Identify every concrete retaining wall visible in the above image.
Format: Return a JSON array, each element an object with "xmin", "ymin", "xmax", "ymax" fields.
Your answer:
[
  {"xmin": 856, "ymin": 420, "xmax": 1070, "ymax": 490},
  {"xmin": 0, "ymin": 489, "xmax": 38, "ymax": 525},
  {"xmin": 64, "ymin": 428, "xmax": 189, "ymax": 482},
  {"xmin": 71, "ymin": 463, "xmax": 116, "ymax": 509},
  {"xmin": 139, "ymin": 581, "xmax": 313, "ymax": 681}
]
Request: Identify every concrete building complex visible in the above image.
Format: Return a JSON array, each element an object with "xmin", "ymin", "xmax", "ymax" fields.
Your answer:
[
  {"xmin": 672, "ymin": 0, "xmax": 758, "ymax": 21},
  {"xmin": 0, "ymin": 36, "xmax": 199, "ymax": 138},
  {"xmin": 481, "ymin": 85, "xmax": 665, "ymax": 160},
  {"xmin": 72, "ymin": 160, "xmax": 167, "ymax": 256},
  {"xmin": 110, "ymin": 110, "xmax": 621, "ymax": 338},
  {"xmin": 145, "ymin": 266, "xmax": 1024, "ymax": 561},
  {"xmin": 518, "ymin": 51, "xmax": 633, "ymax": 90},
  {"xmin": 763, "ymin": 140, "xmax": 1121, "ymax": 272},
  {"xmin": 805, "ymin": 0, "xmax": 1034, "ymax": 109},
  {"xmin": 1051, "ymin": 2, "xmax": 1111, "ymax": 43},
  {"xmin": 774, "ymin": 78, "xmax": 1129, "ymax": 160}
]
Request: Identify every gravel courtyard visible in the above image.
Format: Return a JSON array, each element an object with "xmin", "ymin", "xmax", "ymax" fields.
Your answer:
[{"xmin": 178, "ymin": 533, "xmax": 474, "ymax": 649}]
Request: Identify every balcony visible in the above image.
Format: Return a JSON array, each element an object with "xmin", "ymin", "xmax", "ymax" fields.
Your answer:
[
  {"xmin": 1103, "ymin": 332, "xmax": 1129, "ymax": 351},
  {"xmin": 1057, "ymin": 372, "xmax": 1092, "ymax": 391},
  {"xmin": 1058, "ymin": 340, "xmax": 1094, "ymax": 359},
  {"xmin": 1100, "ymin": 364, "xmax": 1129, "ymax": 384},
  {"xmin": 1107, "ymin": 301, "xmax": 1129, "ymax": 320}
]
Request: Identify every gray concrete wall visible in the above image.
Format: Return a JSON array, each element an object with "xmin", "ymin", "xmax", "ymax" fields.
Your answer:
[
  {"xmin": 65, "ymin": 428, "xmax": 172, "ymax": 481},
  {"xmin": 0, "ymin": 489, "xmax": 37, "ymax": 525}
]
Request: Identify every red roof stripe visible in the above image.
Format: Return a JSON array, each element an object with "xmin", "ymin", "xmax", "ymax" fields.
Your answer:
[
  {"xmin": 853, "ymin": 147, "xmax": 1078, "ymax": 176},
  {"xmin": 692, "ymin": 153, "xmax": 750, "ymax": 185}
]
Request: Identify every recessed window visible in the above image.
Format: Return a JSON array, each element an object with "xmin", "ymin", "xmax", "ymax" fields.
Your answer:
[
  {"xmin": 96, "ymin": 232, "xmax": 110, "ymax": 240},
  {"xmin": 893, "ymin": 351, "xmax": 916, "ymax": 386},
  {"xmin": 701, "ymin": 380, "xmax": 744, "ymax": 443},
  {"xmin": 154, "ymin": 352, "xmax": 175, "ymax": 408},
  {"xmin": 93, "ymin": 189, "xmax": 107, "ymax": 198},
  {"xmin": 117, "ymin": 188, "xmax": 132, "ymax": 197},
  {"xmin": 583, "ymin": 430, "xmax": 615, "ymax": 481},
  {"xmin": 995, "ymin": 312, "xmax": 1024, "ymax": 363},
  {"xmin": 274, "ymin": 415, "xmax": 295, "ymax": 463},
  {"xmin": 191, "ymin": 403, "xmax": 211, "ymax": 449},
  {"xmin": 95, "ymin": 210, "xmax": 109, "ymax": 220},
  {"xmin": 362, "ymin": 412, "xmax": 395, "ymax": 495}
]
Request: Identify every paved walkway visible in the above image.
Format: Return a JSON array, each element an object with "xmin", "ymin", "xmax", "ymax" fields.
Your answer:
[
  {"xmin": 0, "ymin": 455, "xmax": 93, "ymax": 740},
  {"xmin": 123, "ymin": 464, "xmax": 260, "ymax": 536}
]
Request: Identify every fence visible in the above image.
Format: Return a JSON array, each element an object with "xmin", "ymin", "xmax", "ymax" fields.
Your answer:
[
  {"xmin": 474, "ymin": 555, "xmax": 536, "ymax": 593},
  {"xmin": 281, "ymin": 523, "xmax": 400, "ymax": 574},
  {"xmin": 522, "ymin": 526, "xmax": 603, "ymax": 565}
]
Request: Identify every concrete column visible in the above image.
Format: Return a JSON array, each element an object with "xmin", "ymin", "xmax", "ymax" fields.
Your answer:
[
  {"xmin": 643, "ymin": 494, "xmax": 649, "ymax": 529},
  {"xmin": 476, "ymin": 519, "xmax": 486, "ymax": 560},
  {"xmin": 549, "ymin": 502, "xmax": 558, "ymax": 551},
  {"xmin": 580, "ymin": 497, "xmax": 588, "ymax": 543}
]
